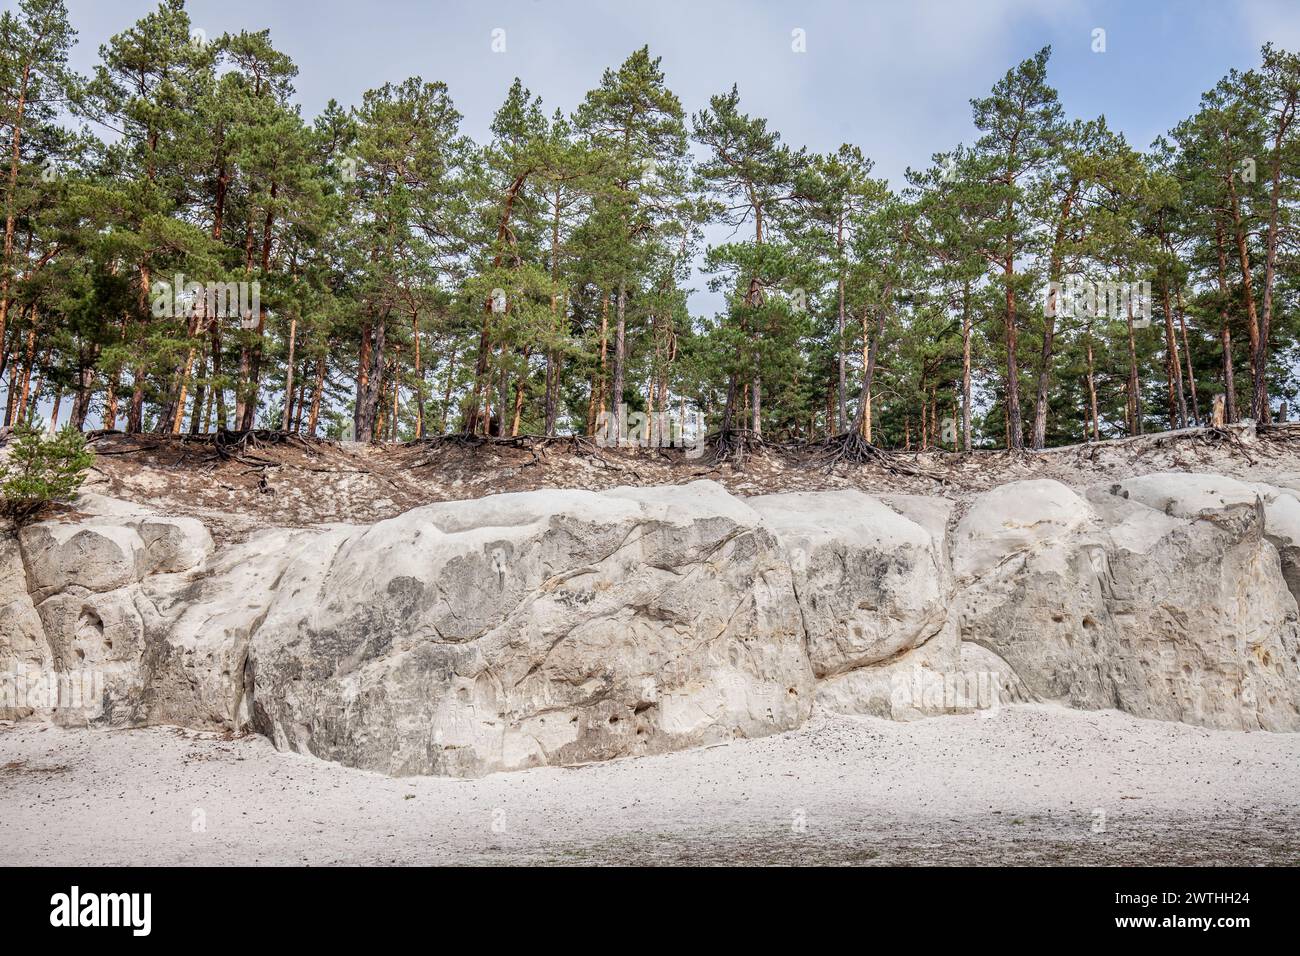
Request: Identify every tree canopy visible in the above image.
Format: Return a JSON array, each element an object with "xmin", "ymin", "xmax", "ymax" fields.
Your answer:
[{"xmin": 4, "ymin": 1, "xmax": 1300, "ymax": 452}]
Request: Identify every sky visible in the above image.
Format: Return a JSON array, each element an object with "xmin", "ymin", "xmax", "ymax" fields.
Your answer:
[{"xmin": 14, "ymin": 0, "xmax": 1300, "ymax": 319}]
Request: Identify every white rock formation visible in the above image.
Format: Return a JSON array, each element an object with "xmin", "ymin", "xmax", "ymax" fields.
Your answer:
[
  {"xmin": 749, "ymin": 490, "xmax": 950, "ymax": 677},
  {"xmin": 2, "ymin": 472, "xmax": 1297, "ymax": 775},
  {"xmin": 242, "ymin": 481, "xmax": 812, "ymax": 776},
  {"xmin": 3, "ymin": 500, "xmax": 214, "ymax": 725},
  {"xmin": 955, "ymin": 475, "xmax": 1300, "ymax": 731}
]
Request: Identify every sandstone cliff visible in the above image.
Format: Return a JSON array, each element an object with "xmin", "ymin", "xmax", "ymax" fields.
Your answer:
[{"xmin": 3, "ymin": 471, "xmax": 1298, "ymax": 776}]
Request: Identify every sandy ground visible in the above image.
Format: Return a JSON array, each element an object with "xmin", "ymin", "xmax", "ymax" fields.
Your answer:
[{"xmin": 2, "ymin": 704, "xmax": 1297, "ymax": 866}]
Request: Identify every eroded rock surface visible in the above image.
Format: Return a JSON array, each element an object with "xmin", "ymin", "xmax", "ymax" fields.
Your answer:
[
  {"xmin": 749, "ymin": 490, "xmax": 949, "ymax": 677},
  {"xmin": 3, "ymin": 499, "xmax": 214, "ymax": 725},
  {"xmin": 954, "ymin": 474, "xmax": 1300, "ymax": 731},
  {"xmin": 246, "ymin": 482, "xmax": 813, "ymax": 776},
  {"xmin": 2, "ymin": 472, "xmax": 1297, "ymax": 775}
]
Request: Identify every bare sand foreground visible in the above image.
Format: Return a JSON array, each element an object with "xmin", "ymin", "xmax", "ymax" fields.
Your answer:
[{"xmin": 1, "ymin": 704, "xmax": 1296, "ymax": 866}]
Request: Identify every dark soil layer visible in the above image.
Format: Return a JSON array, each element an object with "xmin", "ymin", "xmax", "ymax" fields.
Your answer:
[{"xmin": 68, "ymin": 422, "xmax": 1300, "ymax": 544}]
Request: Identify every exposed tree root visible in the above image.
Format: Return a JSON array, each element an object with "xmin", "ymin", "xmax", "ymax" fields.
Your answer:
[
  {"xmin": 814, "ymin": 431, "xmax": 948, "ymax": 484},
  {"xmin": 707, "ymin": 429, "xmax": 764, "ymax": 468},
  {"xmin": 178, "ymin": 430, "xmax": 289, "ymax": 470},
  {"xmin": 85, "ymin": 429, "xmax": 345, "ymax": 480},
  {"xmin": 407, "ymin": 432, "xmax": 632, "ymax": 472},
  {"xmin": 705, "ymin": 428, "xmax": 784, "ymax": 466},
  {"xmin": 78, "ymin": 421, "xmax": 1287, "ymax": 494},
  {"xmin": 1139, "ymin": 424, "xmax": 1258, "ymax": 466},
  {"xmin": 1255, "ymin": 422, "xmax": 1300, "ymax": 459}
]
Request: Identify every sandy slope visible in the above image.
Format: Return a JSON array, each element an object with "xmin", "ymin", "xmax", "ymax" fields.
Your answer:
[
  {"xmin": 3, "ymin": 704, "xmax": 1296, "ymax": 866},
  {"xmin": 66, "ymin": 422, "xmax": 1300, "ymax": 544}
]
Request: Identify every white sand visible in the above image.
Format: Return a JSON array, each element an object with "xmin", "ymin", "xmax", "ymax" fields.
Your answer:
[{"xmin": 2, "ymin": 704, "xmax": 1297, "ymax": 865}]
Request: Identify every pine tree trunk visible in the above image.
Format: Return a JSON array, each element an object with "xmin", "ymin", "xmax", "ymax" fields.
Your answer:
[
  {"xmin": 1086, "ymin": 338, "xmax": 1099, "ymax": 442},
  {"xmin": 1226, "ymin": 162, "xmax": 1261, "ymax": 408},
  {"xmin": 1176, "ymin": 287, "xmax": 1199, "ymax": 424},
  {"xmin": 170, "ymin": 345, "xmax": 196, "ymax": 434},
  {"xmin": 104, "ymin": 371, "xmax": 119, "ymax": 431},
  {"xmin": 239, "ymin": 184, "xmax": 278, "ymax": 431},
  {"xmin": 1255, "ymin": 95, "xmax": 1296, "ymax": 423},
  {"xmin": 1031, "ymin": 183, "xmax": 1076, "ymax": 449},
  {"xmin": 853, "ymin": 298, "xmax": 889, "ymax": 438},
  {"xmin": 1003, "ymin": 252, "xmax": 1023, "ymax": 449},
  {"xmin": 1125, "ymin": 295, "xmax": 1142, "ymax": 435},
  {"xmin": 209, "ymin": 314, "xmax": 226, "ymax": 429},
  {"xmin": 411, "ymin": 312, "xmax": 424, "ymax": 439},
  {"xmin": 1214, "ymin": 220, "xmax": 1237, "ymax": 423},
  {"xmin": 439, "ymin": 342, "xmax": 456, "ymax": 435},
  {"xmin": 510, "ymin": 350, "xmax": 529, "ymax": 436},
  {"xmin": 612, "ymin": 282, "xmax": 626, "ymax": 443},
  {"xmin": 281, "ymin": 315, "xmax": 297, "ymax": 431},
  {"xmin": 545, "ymin": 186, "xmax": 563, "ymax": 437},
  {"xmin": 961, "ymin": 281, "xmax": 972, "ymax": 453},
  {"xmin": 0, "ymin": 65, "xmax": 30, "ymax": 371},
  {"xmin": 836, "ymin": 210, "xmax": 847, "ymax": 433},
  {"xmin": 188, "ymin": 340, "xmax": 207, "ymax": 435},
  {"xmin": 597, "ymin": 292, "xmax": 609, "ymax": 433},
  {"xmin": 354, "ymin": 320, "xmax": 372, "ymax": 439},
  {"xmin": 1161, "ymin": 273, "xmax": 1188, "ymax": 429},
  {"xmin": 356, "ymin": 319, "xmax": 386, "ymax": 441},
  {"xmin": 71, "ymin": 362, "xmax": 95, "ymax": 431},
  {"xmin": 307, "ymin": 354, "xmax": 326, "ymax": 438}
]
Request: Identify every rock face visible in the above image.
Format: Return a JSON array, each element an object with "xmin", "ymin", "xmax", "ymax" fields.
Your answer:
[
  {"xmin": 245, "ymin": 482, "xmax": 813, "ymax": 776},
  {"xmin": 2, "ymin": 507, "xmax": 213, "ymax": 724},
  {"xmin": 3, "ymin": 472, "xmax": 1298, "ymax": 775},
  {"xmin": 953, "ymin": 473, "xmax": 1300, "ymax": 731},
  {"xmin": 748, "ymin": 490, "xmax": 950, "ymax": 677}
]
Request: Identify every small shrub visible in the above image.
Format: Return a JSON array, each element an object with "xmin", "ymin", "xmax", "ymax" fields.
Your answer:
[{"xmin": 0, "ymin": 421, "xmax": 94, "ymax": 524}]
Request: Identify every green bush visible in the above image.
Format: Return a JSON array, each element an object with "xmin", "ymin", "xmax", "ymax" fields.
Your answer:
[{"xmin": 0, "ymin": 421, "xmax": 94, "ymax": 524}]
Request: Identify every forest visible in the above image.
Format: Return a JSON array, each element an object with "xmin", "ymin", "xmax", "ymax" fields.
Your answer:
[{"xmin": 2, "ymin": 0, "xmax": 1299, "ymax": 454}]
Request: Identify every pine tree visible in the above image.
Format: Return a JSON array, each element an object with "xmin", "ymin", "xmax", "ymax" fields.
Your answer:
[
  {"xmin": 575, "ymin": 47, "xmax": 688, "ymax": 441},
  {"xmin": 965, "ymin": 47, "xmax": 1065, "ymax": 449}
]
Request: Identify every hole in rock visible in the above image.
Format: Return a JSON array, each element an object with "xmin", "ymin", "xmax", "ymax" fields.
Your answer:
[
  {"xmin": 76, "ymin": 609, "xmax": 104, "ymax": 643},
  {"xmin": 74, "ymin": 608, "xmax": 105, "ymax": 663}
]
